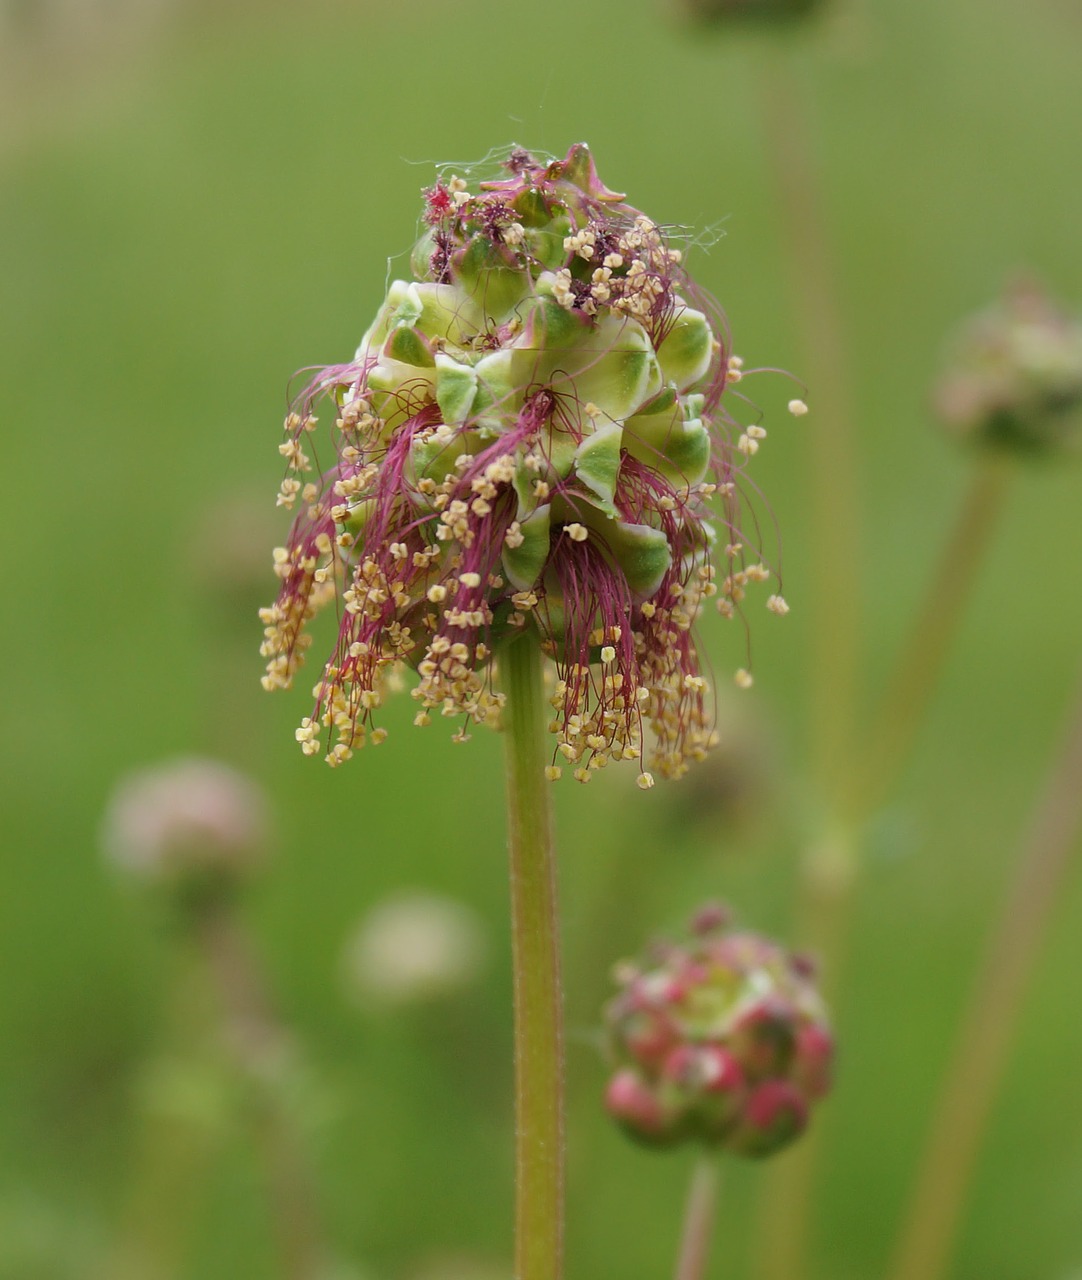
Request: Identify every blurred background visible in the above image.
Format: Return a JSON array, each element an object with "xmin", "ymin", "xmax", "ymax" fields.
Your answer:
[{"xmin": 2, "ymin": 0, "xmax": 1081, "ymax": 1276}]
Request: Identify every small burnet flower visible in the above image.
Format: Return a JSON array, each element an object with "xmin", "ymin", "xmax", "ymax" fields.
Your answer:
[
  {"xmin": 101, "ymin": 757, "xmax": 270, "ymax": 897},
  {"xmin": 343, "ymin": 892, "xmax": 488, "ymax": 1006},
  {"xmin": 603, "ymin": 903, "xmax": 832, "ymax": 1156},
  {"xmin": 934, "ymin": 277, "xmax": 1082, "ymax": 456},
  {"xmin": 261, "ymin": 144, "xmax": 786, "ymax": 781}
]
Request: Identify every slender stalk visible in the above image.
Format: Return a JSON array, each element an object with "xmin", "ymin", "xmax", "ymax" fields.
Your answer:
[
  {"xmin": 674, "ymin": 1155, "xmax": 720, "ymax": 1280},
  {"xmin": 753, "ymin": 49, "xmax": 863, "ymax": 1280},
  {"xmin": 853, "ymin": 453, "xmax": 1012, "ymax": 815},
  {"xmin": 886, "ymin": 668, "xmax": 1082, "ymax": 1280},
  {"xmin": 501, "ymin": 632, "xmax": 564, "ymax": 1280},
  {"xmin": 195, "ymin": 901, "xmax": 327, "ymax": 1280},
  {"xmin": 761, "ymin": 48, "xmax": 862, "ymax": 814}
]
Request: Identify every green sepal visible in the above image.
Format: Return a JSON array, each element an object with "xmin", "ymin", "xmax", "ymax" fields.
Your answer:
[
  {"xmin": 471, "ymin": 348, "xmax": 522, "ymax": 430},
  {"xmin": 357, "ymin": 280, "xmax": 415, "ymax": 355},
  {"xmin": 624, "ymin": 395, "xmax": 712, "ymax": 487},
  {"xmin": 513, "ymin": 187, "xmax": 552, "ymax": 228},
  {"xmin": 337, "ymin": 497, "xmax": 377, "ymax": 538},
  {"xmin": 406, "ymin": 429, "xmax": 483, "ymax": 492},
  {"xmin": 384, "ymin": 324, "xmax": 435, "ymax": 368},
  {"xmin": 502, "ymin": 504, "xmax": 552, "ymax": 590},
  {"xmin": 656, "ymin": 307, "xmax": 714, "ymax": 390},
  {"xmin": 511, "ymin": 312, "xmax": 661, "ymax": 423},
  {"xmin": 435, "ymin": 354, "xmax": 478, "ymax": 425},
  {"xmin": 596, "ymin": 519, "xmax": 672, "ymax": 600},
  {"xmin": 366, "ymin": 360, "xmax": 438, "ymax": 432},
  {"xmin": 636, "ymin": 385, "xmax": 679, "ymax": 418},
  {"xmin": 548, "ymin": 435, "xmax": 578, "ymax": 482},
  {"xmin": 452, "ymin": 235, "xmax": 529, "ymax": 324},
  {"xmin": 390, "ymin": 283, "xmax": 423, "ymax": 329},
  {"xmin": 573, "ymin": 422, "xmax": 623, "ymax": 516},
  {"xmin": 413, "ymin": 282, "xmax": 480, "ymax": 345},
  {"xmin": 411, "ymin": 232, "xmax": 437, "ymax": 280},
  {"xmin": 526, "ymin": 225, "xmax": 572, "ymax": 272},
  {"xmin": 520, "ymin": 293, "xmax": 588, "ymax": 350}
]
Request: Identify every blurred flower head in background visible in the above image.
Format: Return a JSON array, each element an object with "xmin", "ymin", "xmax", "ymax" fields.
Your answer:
[
  {"xmin": 343, "ymin": 892, "xmax": 488, "ymax": 1007},
  {"xmin": 672, "ymin": 0, "xmax": 825, "ymax": 25},
  {"xmin": 261, "ymin": 143, "xmax": 790, "ymax": 785},
  {"xmin": 604, "ymin": 903, "xmax": 832, "ymax": 1156},
  {"xmin": 934, "ymin": 277, "xmax": 1082, "ymax": 455},
  {"xmin": 101, "ymin": 757, "xmax": 270, "ymax": 899}
]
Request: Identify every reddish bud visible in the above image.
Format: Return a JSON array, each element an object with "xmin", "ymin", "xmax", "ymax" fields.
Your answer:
[
  {"xmin": 605, "ymin": 1069, "xmax": 682, "ymax": 1145},
  {"xmin": 791, "ymin": 1022, "xmax": 834, "ymax": 1099},
  {"xmin": 603, "ymin": 903, "xmax": 832, "ymax": 1159},
  {"xmin": 729, "ymin": 1080, "xmax": 808, "ymax": 1157}
]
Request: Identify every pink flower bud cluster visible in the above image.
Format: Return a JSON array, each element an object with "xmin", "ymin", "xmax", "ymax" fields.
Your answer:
[{"xmin": 603, "ymin": 904, "xmax": 832, "ymax": 1157}]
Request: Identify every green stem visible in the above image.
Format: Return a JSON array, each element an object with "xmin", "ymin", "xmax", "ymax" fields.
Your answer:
[
  {"xmin": 854, "ymin": 453, "xmax": 1012, "ymax": 815},
  {"xmin": 501, "ymin": 632, "xmax": 564, "ymax": 1280},
  {"xmin": 674, "ymin": 1155, "xmax": 720, "ymax": 1280},
  {"xmin": 886, "ymin": 668, "xmax": 1082, "ymax": 1280}
]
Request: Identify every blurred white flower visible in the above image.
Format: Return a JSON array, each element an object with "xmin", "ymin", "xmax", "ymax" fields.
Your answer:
[
  {"xmin": 344, "ymin": 893, "xmax": 488, "ymax": 1006},
  {"xmin": 101, "ymin": 756, "xmax": 270, "ymax": 889}
]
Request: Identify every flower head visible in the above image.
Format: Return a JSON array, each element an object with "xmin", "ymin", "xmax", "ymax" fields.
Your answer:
[
  {"xmin": 101, "ymin": 757, "xmax": 270, "ymax": 898},
  {"xmin": 603, "ymin": 903, "xmax": 832, "ymax": 1156},
  {"xmin": 261, "ymin": 145, "xmax": 785, "ymax": 780},
  {"xmin": 934, "ymin": 277, "xmax": 1082, "ymax": 455}
]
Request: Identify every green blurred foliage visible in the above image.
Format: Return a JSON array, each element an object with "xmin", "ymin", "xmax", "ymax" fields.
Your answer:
[{"xmin": 1, "ymin": 0, "xmax": 1081, "ymax": 1275}]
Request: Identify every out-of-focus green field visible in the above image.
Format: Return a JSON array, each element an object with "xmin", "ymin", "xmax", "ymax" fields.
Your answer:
[{"xmin": 2, "ymin": 0, "xmax": 1081, "ymax": 1275}]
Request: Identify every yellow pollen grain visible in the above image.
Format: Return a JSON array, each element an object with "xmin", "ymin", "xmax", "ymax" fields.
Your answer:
[{"xmin": 565, "ymin": 523, "xmax": 588, "ymax": 543}]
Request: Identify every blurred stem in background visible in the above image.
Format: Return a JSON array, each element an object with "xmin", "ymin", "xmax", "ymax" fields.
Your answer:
[
  {"xmin": 851, "ymin": 451, "xmax": 1013, "ymax": 816},
  {"xmin": 753, "ymin": 44, "xmax": 862, "ymax": 1280},
  {"xmin": 885, "ymin": 666, "xmax": 1082, "ymax": 1280},
  {"xmin": 102, "ymin": 762, "xmax": 331, "ymax": 1278},
  {"xmin": 760, "ymin": 47, "xmax": 862, "ymax": 816},
  {"xmin": 501, "ymin": 633, "xmax": 564, "ymax": 1280},
  {"xmin": 755, "ymin": 441, "xmax": 1013, "ymax": 1280},
  {"xmin": 193, "ymin": 899, "xmax": 328, "ymax": 1280},
  {"xmin": 753, "ymin": 46, "xmax": 1014, "ymax": 1280},
  {"xmin": 103, "ymin": 956, "xmax": 217, "ymax": 1280},
  {"xmin": 674, "ymin": 1156, "xmax": 720, "ymax": 1280},
  {"xmin": 108, "ymin": 899, "xmax": 330, "ymax": 1280}
]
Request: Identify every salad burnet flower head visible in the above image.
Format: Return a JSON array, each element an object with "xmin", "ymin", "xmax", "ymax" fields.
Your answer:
[
  {"xmin": 260, "ymin": 145, "xmax": 789, "ymax": 784},
  {"xmin": 603, "ymin": 903, "xmax": 833, "ymax": 1156}
]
